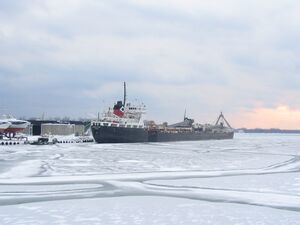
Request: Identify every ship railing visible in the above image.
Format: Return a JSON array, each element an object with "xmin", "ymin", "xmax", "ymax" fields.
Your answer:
[
  {"xmin": 147, "ymin": 127, "xmax": 193, "ymax": 133},
  {"xmin": 92, "ymin": 121, "xmax": 144, "ymax": 129},
  {"xmin": 164, "ymin": 127, "xmax": 193, "ymax": 131}
]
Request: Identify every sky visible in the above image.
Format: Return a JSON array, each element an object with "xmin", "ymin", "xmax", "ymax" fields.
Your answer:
[{"xmin": 0, "ymin": 0, "xmax": 300, "ymax": 129}]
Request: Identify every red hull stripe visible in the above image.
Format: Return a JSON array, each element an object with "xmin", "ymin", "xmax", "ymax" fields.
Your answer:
[{"xmin": 4, "ymin": 128, "xmax": 26, "ymax": 132}]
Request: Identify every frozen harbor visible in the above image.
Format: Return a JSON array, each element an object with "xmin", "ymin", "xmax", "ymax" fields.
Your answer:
[{"xmin": 0, "ymin": 133, "xmax": 300, "ymax": 225}]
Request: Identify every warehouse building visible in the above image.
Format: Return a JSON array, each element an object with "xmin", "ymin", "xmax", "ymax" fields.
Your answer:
[{"xmin": 27, "ymin": 120, "xmax": 89, "ymax": 136}]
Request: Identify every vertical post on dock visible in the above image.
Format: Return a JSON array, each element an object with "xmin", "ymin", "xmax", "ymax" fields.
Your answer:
[{"xmin": 123, "ymin": 82, "xmax": 127, "ymax": 106}]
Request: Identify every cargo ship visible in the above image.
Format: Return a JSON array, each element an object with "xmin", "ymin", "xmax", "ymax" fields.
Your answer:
[{"xmin": 91, "ymin": 83, "xmax": 234, "ymax": 143}]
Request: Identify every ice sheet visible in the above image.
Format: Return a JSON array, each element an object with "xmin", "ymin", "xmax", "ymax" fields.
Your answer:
[{"xmin": 0, "ymin": 133, "xmax": 300, "ymax": 224}]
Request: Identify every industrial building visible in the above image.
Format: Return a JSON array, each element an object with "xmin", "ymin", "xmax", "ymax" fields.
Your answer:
[{"xmin": 26, "ymin": 120, "xmax": 90, "ymax": 136}]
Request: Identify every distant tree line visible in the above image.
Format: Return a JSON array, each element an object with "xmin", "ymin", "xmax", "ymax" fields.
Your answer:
[{"xmin": 236, "ymin": 128, "xmax": 300, "ymax": 133}]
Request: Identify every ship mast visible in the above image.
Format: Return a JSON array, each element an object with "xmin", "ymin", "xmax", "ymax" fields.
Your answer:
[{"xmin": 123, "ymin": 82, "xmax": 127, "ymax": 106}]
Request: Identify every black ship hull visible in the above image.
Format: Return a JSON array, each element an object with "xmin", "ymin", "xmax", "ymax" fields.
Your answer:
[
  {"xmin": 92, "ymin": 125, "xmax": 234, "ymax": 143},
  {"xmin": 92, "ymin": 125, "xmax": 148, "ymax": 143},
  {"xmin": 148, "ymin": 130, "xmax": 234, "ymax": 142}
]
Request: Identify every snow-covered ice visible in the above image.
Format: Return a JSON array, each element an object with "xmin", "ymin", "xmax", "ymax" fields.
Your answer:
[{"xmin": 0, "ymin": 133, "xmax": 300, "ymax": 224}]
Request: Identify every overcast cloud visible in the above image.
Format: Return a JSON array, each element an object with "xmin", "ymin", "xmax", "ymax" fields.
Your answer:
[{"xmin": 1, "ymin": 0, "xmax": 300, "ymax": 128}]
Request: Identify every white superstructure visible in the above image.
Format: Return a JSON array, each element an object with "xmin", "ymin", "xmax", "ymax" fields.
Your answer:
[{"xmin": 92, "ymin": 83, "xmax": 146, "ymax": 128}]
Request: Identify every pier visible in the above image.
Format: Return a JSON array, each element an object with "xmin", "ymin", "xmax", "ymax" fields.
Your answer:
[{"xmin": 0, "ymin": 136, "xmax": 94, "ymax": 146}]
